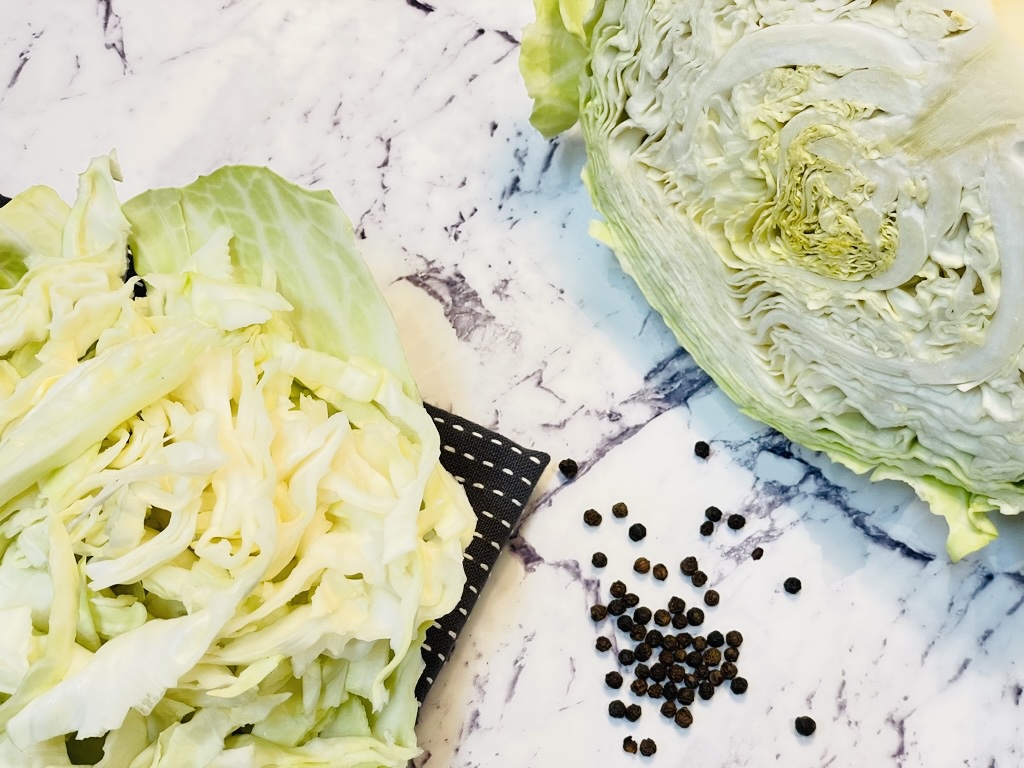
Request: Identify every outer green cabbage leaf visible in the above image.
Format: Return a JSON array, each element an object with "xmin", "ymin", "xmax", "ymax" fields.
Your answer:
[
  {"xmin": 0, "ymin": 158, "xmax": 476, "ymax": 766},
  {"xmin": 523, "ymin": 0, "xmax": 1024, "ymax": 560}
]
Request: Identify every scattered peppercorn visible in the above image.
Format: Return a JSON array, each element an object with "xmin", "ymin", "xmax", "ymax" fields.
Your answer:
[
  {"xmin": 631, "ymin": 678, "xmax": 649, "ymax": 697},
  {"xmin": 730, "ymin": 677, "xmax": 749, "ymax": 695},
  {"xmin": 606, "ymin": 671, "xmax": 624, "ymax": 689},
  {"xmin": 633, "ymin": 557, "xmax": 651, "ymax": 575},
  {"xmin": 706, "ymin": 630, "xmax": 725, "ymax": 648},
  {"xmin": 649, "ymin": 663, "xmax": 667, "ymax": 683},
  {"xmin": 662, "ymin": 635, "xmax": 678, "ymax": 651},
  {"xmin": 676, "ymin": 633, "xmax": 693, "ymax": 649},
  {"xmin": 612, "ymin": 502, "xmax": 629, "ymax": 518},
  {"xmin": 639, "ymin": 738, "xmax": 657, "ymax": 757},
  {"xmin": 751, "ymin": 546, "xmax": 764, "ymax": 560},
  {"xmin": 596, "ymin": 636, "xmax": 612, "ymax": 653},
  {"xmin": 624, "ymin": 592, "xmax": 641, "ymax": 608},
  {"xmin": 609, "ymin": 700, "xmax": 627, "ymax": 718},
  {"xmin": 610, "ymin": 580, "xmax": 628, "ymax": 598},
  {"xmin": 590, "ymin": 604, "xmax": 608, "ymax": 622},
  {"xmin": 668, "ymin": 664, "xmax": 686, "ymax": 684},
  {"xmin": 662, "ymin": 681, "xmax": 678, "ymax": 700},
  {"xmin": 591, "ymin": 552, "xmax": 608, "ymax": 568},
  {"xmin": 630, "ymin": 624, "xmax": 647, "ymax": 642},
  {"xmin": 679, "ymin": 556, "xmax": 699, "ymax": 576},
  {"xmin": 704, "ymin": 589, "xmax": 720, "ymax": 607},
  {"xmin": 694, "ymin": 440, "xmax": 710, "ymax": 459},
  {"xmin": 618, "ymin": 649, "xmax": 635, "ymax": 666},
  {"xmin": 628, "ymin": 523, "xmax": 647, "ymax": 541},
  {"xmin": 674, "ymin": 707, "xmax": 694, "ymax": 728},
  {"xmin": 691, "ymin": 571, "xmax": 708, "ymax": 588},
  {"xmin": 634, "ymin": 643, "xmax": 653, "ymax": 662},
  {"xmin": 795, "ymin": 716, "xmax": 817, "ymax": 736},
  {"xmin": 583, "ymin": 509, "xmax": 602, "ymax": 526},
  {"xmin": 671, "ymin": 613, "xmax": 688, "ymax": 630},
  {"xmin": 699, "ymin": 521, "xmax": 715, "ymax": 537},
  {"xmin": 691, "ymin": 636, "xmax": 708, "ymax": 652},
  {"xmin": 698, "ymin": 681, "xmax": 715, "ymax": 700},
  {"xmin": 654, "ymin": 609, "xmax": 672, "ymax": 627},
  {"xmin": 652, "ymin": 563, "xmax": 669, "ymax": 581},
  {"xmin": 660, "ymin": 700, "xmax": 677, "ymax": 719},
  {"xmin": 678, "ymin": 688, "xmax": 695, "ymax": 706},
  {"xmin": 645, "ymin": 630, "xmax": 663, "ymax": 648},
  {"xmin": 725, "ymin": 630, "xmax": 743, "ymax": 648},
  {"xmin": 686, "ymin": 607, "xmax": 705, "ymax": 626},
  {"xmin": 557, "ymin": 458, "xmax": 579, "ymax": 479},
  {"xmin": 617, "ymin": 615, "xmax": 634, "ymax": 633},
  {"xmin": 682, "ymin": 673, "xmax": 698, "ymax": 689},
  {"xmin": 703, "ymin": 648, "xmax": 722, "ymax": 666},
  {"xmin": 704, "ymin": 505, "xmax": 723, "ymax": 522},
  {"xmin": 674, "ymin": 649, "xmax": 689, "ymax": 665},
  {"xmin": 623, "ymin": 735, "xmax": 638, "ymax": 754},
  {"xmin": 708, "ymin": 669, "xmax": 725, "ymax": 687},
  {"xmin": 684, "ymin": 651, "xmax": 702, "ymax": 668},
  {"xmin": 635, "ymin": 663, "xmax": 650, "ymax": 679},
  {"xmin": 647, "ymin": 683, "xmax": 664, "ymax": 699},
  {"xmin": 634, "ymin": 607, "xmax": 653, "ymax": 625},
  {"xmin": 694, "ymin": 665, "xmax": 710, "ymax": 681},
  {"xmin": 625, "ymin": 704, "xmax": 642, "ymax": 722},
  {"xmin": 784, "ymin": 577, "xmax": 802, "ymax": 594},
  {"xmin": 724, "ymin": 646, "xmax": 740, "ymax": 663},
  {"xmin": 608, "ymin": 598, "xmax": 627, "ymax": 616},
  {"xmin": 726, "ymin": 513, "xmax": 746, "ymax": 530},
  {"xmin": 667, "ymin": 596, "xmax": 686, "ymax": 614},
  {"xmin": 658, "ymin": 649, "xmax": 675, "ymax": 665},
  {"xmin": 720, "ymin": 662, "xmax": 738, "ymax": 680}
]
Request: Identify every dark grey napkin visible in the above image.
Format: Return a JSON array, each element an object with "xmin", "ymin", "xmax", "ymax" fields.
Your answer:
[{"xmin": 417, "ymin": 404, "xmax": 549, "ymax": 701}]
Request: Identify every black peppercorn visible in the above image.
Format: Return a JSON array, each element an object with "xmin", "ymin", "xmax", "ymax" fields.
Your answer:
[
  {"xmin": 751, "ymin": 546, "xmax": 764, "ymax": 560},
  {"xmin": 691, "ymin": 635, "xmax": 708, "ymax": 652},
  {"xmin": 610, "ymin": 580, "xmax": 628, "ymax": 598},
  {"xmin": 698, "ymin": 681, "xmax": 715, "ymax": 700},
  {"xmin": 699, "ymin": 520, "xmax": 714, "ymax": 537},
  {"xmin": 660, "ymin": 699, "xmax": 678, "ymax": 718},
  {"xmin": 795, "ymin": 716, "xmax": 817, "ymax": 736},
  {"xmin": 618, "ymin": 649, "xmax": 635, "ymax": 666},
  {"xmin": 668, "ymin": 664, "xmax": 686, "ymax": 684},
  {"xmin": 628, "ymin": 523, "xmax": 647, "ymax": 541},
  {"xmin": 678, "ymin": 687, "xmax": 695, "ymax": 706},
  {"xmin": 634, "ymin": 557, "xmax": 651, "ymax": 574},
  {"xmin": 694, "ymin": 665, "xmax": 710, "ymax": 681},
  {"xmin": 676, "ymin": 633, "xmax": 693, "ymax": 649},
  {"xmin": 635, "ymin": 663, "xmax": 650, "ymax": 679},
  {"xmin": 596, "ymin": 636, "xmax": 612, "ymax": 653},
  {"xmin": 671, "ymin": 612, "xmax": 688, "ymax": 630},
  {"xmin": 686, "ymin": 607, "xmax": 705, "ymax": 626},
  {"xmin": 634, "ymin": 607, "xmax": 653, "ymax": 625},
  {"xmin": 645, "ymin": 629, "xmax": 664, "ymax": 648},
  {"xmin": 704, "ymin": 505, "xmax": 723, "ymax": 522},
  {"xmin": 704, "ymin": 589, "xmax": 720, "ymax": 607},
  {"xmin": 639, "ymin": 738, "xmax": 657, "ymax": 757},
  {"xmin": 592, "ymin": 552, "xmax": 608, "ymax": 568},
  {"xmin": 662, "ymin": 681, "xmax": 678, "ymax": 700},
  {"xmin": 609, "ymin": 700, "xmax": 627, "ymax": 718},
  {"xmin": 647, "ymin": 682, "xmax": 664, "ymax": 699},
  {"xmin": 630, "ymin": 678, "xmax": 649, "ymax": 697},
  {"xmin": 607, "ymin": 598, "xmax": 627, "ymax": 617},
  {"xmin": 691, "ymin": 571, "xmax": 708, "ymax": 588},
  {"xmin": 784, "ymin": 577, "xmax": 802, "ymax": 594},
  {"xmin": 583, "ymin": 509, "xmax": 602, "ymax": 526},
  {"xmin": 634, "ymin": 643, "xmax": 653, "ymax": 662},
  {"xmin": 667, "ymin": 596, "xmax": 686, "ymax": 614},
  {"xmin": 652, "ymin": 563, "xmax": 669, "ymax": 581},
  {"xmin": 606, "ymin": 671, "xmax": 624, "ymax": 689},
  {"xmin": 625, "ymin": 704, "xmax": 642, "ymax": 722},
  {"xmin": 725, "ymin": 630, "xmax": 744, "ymax": 648},
  {"xmin": 630, "ymin": 624, "xmax": 647, "ymax": 642},
  {"xmin": 679, "ymin": 556, "xmax": 699, "ymax": 576},
  {"xmin": 658, "ymin": 649, "xmax": 675, "ymax": 666},
  {"xmin": 557, "ymin": 458, "xmax": 579, "ymax": 479},
  {"xmin": 654, "ymin": 609, "xmax": 672, "ymax": 627},
  {"xmin": 721, "ymin": 662, "xmax": 738, "ymax": 679},
  {"xmin": 612, "ymin": 502, "xmax": 629, "ymax": 518},
  {"xmin": 684, "ymin": 651, "xmax": 702, "ymax": 668},
  {"xmin": 674, "ymin": 707, "xmax": 694, "ymax": 728},
  {"xmin": 703, "ymin": 648, "xmax": 722, "ymax": 666},
  {"xmin": 706, "ymin": 630, "xmax": 725, "ymax": 648},
  {"xmin": 662, "ymin": 635, "xmax": 678, "ymax": 652},
  {"xmin": 649, "ymin": 663, "xmax": 667, "ymax": 683},
  {"xmin": 708, "ymin": 669, "xmax": 725, "ymax": 687},
  {"xmin": 624, "ymin": 592, "xmax": 641, "ymax": 608},
  {"xmin": 694, "ymin": 440, "xmax": 710, "ymax": 459},
  {"xmin": 724, "ymin": 646, "xmax": 740, "ymax": 663},
  {"xmin": 682, "ymin": 673, "xmax": 698, "ymax": 689},
  {"xmin": 617, "ymin": 615, "xmax": 634, "ymax": 633},
  {"xmin": 730, "ymin": 677, "xmax": 748, "ymax": 695},
  {"xmin": 726, "ymin": 513, "xmax": 746, "ymax": 530},
  {"xmin": 623, "ymin": 735, "xmax": 638, "ymax": 754},
  {"xmin": 590, "ymin": 604, "xmax": 608, "ymax": 622}
]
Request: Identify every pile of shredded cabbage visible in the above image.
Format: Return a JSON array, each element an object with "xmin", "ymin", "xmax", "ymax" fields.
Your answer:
[{"xmin": 0, "ymin": 156, "xmax": 475, "ymax": 767}]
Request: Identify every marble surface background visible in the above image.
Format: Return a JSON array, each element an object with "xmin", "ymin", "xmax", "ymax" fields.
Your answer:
[{"xmin": 3, "ymin": 1, "xmax": 1024, "ymax": 766}]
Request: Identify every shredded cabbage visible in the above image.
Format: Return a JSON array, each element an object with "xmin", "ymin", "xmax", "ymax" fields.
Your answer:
[
  {"xmin": 522, "ymin": 0, "xmax": 1024, "ymax": 559},
  {"xmin": 0, "ymin": 156, "xmax": 475, "ymax": 766}
]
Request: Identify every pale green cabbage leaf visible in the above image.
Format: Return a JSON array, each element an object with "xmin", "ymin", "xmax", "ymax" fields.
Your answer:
[
  {"xmin": 0, "ymin": 156, "xmax": 475, "ymax": 766},
  {"xmin": 522, "ymin": 0, "xmax": 1024, "ymax": 560}
]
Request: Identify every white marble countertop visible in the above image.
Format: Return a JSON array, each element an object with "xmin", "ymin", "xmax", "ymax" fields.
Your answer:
[{"xmin": 4, "ymin": 2, "xmax": 1024, "ymax": 766}]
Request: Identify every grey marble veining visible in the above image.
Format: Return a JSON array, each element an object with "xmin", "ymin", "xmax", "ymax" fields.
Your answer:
[{"xmin": 4, "ymin": 1, "xmax": 1024, "ymax": 766}]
